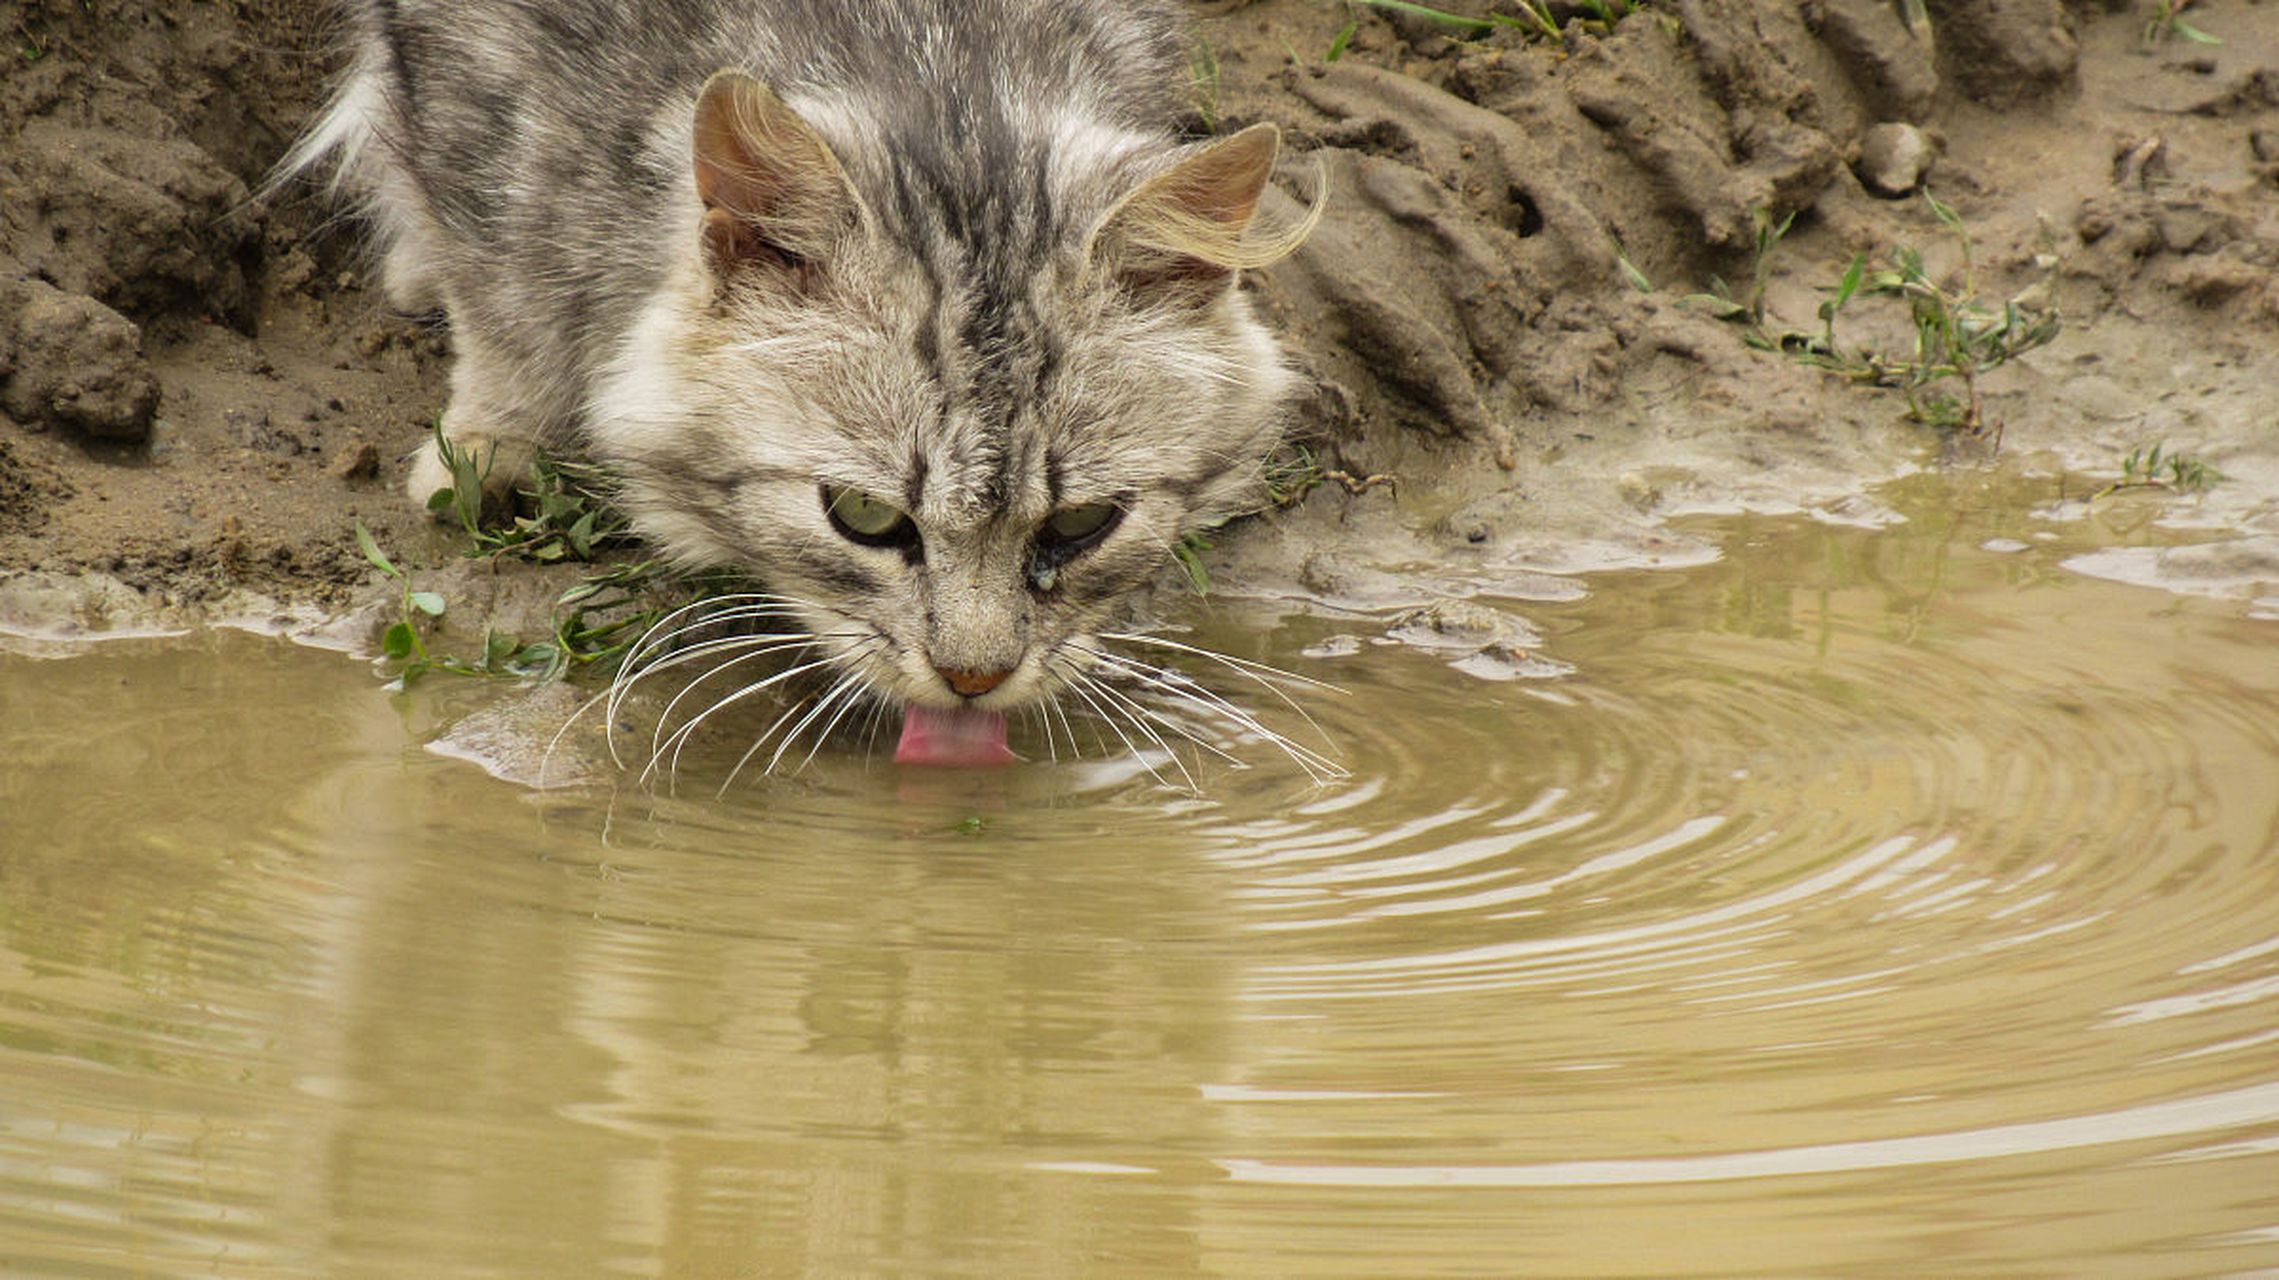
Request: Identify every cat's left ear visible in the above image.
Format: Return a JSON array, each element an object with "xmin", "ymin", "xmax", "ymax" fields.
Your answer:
[
  {"xmin": 692, "ymin": 70, "xmax": 859, "ymax": 285},
  {"xmin": 1089, "ymin": 124, "xmax": 1315, "ymax": 303}
]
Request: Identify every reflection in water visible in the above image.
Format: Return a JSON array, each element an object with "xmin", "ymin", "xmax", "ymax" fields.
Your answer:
[{"xmin": 2, "ymin": 475, "xmax": 2277, "ymax": 1275}]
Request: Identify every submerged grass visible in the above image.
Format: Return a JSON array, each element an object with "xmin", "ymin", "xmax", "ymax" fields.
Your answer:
[
  {"xmin": 2093, "ymin": 442, "xmax": 2223, "ymax": 499},
  {"xmin": 354, "ymin": 519, "xmax": 564, "ymax": 683}
]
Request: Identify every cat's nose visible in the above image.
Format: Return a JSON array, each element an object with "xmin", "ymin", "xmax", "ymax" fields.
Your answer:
[{"xmin": 935, "ymin": 665, "xmax": 1011, "ymax": 698}]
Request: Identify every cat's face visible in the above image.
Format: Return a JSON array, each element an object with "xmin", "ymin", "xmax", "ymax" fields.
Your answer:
[{"xmin": 587, "ymin": 72, "xmax": 1305, "ymax": 713}]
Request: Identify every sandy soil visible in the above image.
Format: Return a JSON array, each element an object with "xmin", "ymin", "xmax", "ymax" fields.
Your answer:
[{"xmin": 3, "ymin": 0, "xmax": 2276, "ymax": 643}]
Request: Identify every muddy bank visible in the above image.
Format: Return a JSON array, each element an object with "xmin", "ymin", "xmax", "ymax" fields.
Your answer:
[{"xmin": 3, "ymin": 0, "xmax": 2277, "ymax": 646}]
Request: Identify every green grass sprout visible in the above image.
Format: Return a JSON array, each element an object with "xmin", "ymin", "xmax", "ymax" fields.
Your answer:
[
  {"xmin": 2144, "ymin": 0, "xmax": 2219, "ymax": 47},
  {"xmin": 1188, "ymin": 40, "xmax": 1222, "ymax": 132},
  {"xmin": 1691, "ymin": 194, "xmax": 2060, "ymax": 443},
  {"xmin": 1612, "ymin": 235, "xmax": 1656, "ymax": 293}
]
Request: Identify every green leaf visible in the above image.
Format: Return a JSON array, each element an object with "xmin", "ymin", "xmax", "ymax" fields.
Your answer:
[
  {"xmin": 382, "ymin": 621, "xmax": 416, "ymax": 660},
  {"xmin": 511, "ymin": 642, "xmax": 562, "ymax": 677},
  {"xmin": 568, "ymin": 510, "xmax": 598, "ymax": 559},
  {"xmin": 1172, "ymin": 534, "xmax": 1213, "ymax": 596},
  {"xmin": 1349, "ymin": 0, "xmax": 1498, "ymax": 37},
  {"xmin": 483, "ymin": 629, "xmax": 518, "ymax": 667},
  {"xmin": 1612, "ymin": 239, "xmax": 1654, "ymax": 293},
  {"xmin": 426, "ymin": 487, "xmax": 458, "ymax": 513},
  {"xmin": 1924, "ymin": 191, "xmax": 1964, "ymax": 236},
  {"xmin": 408, "ymin": 590, "xmax": 447, "ymax": 617},
  {"xmin": 1823, "ymin": 251, "xmax": 1867, "ymax": 317},
  {"xmin": 1682, "ymin": 292, "xmax": 1750, "ymax": 321},
  {"xmin": 354, "ymin": 520, "xmax": 400, "ymax": 579},
  {"xmin": 1327, "ymin": 18, "xmax": 1358, "ymax": 62}
]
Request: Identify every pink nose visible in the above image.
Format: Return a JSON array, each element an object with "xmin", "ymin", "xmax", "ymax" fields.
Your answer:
[{"xmin": 936, "ymin": 666, "xmax": 1010, "ymax": 698}]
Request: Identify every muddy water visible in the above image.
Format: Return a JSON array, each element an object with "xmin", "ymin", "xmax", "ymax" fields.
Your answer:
[{"xmin": 4, "ymin": 478, "xmax": 2277, "ymax": 1276}]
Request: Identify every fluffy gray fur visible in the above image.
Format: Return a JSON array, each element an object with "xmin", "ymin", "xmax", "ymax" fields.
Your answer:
[{"xmin": 285, "ymin": 0, "xmax": 1312, "ymax": 719}]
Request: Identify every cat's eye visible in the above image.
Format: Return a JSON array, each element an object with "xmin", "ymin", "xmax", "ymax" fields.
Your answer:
[
  {"xmin": 1039, "ymin": 502, "xmax": 1121, "ymax": 548},
  {"xmin": 822, "ymin": 485, "xmax": 917, "ymax": 549},
  {"xmin": 1027, "ymin": 500, "xmax": 1125, "ymax": 592}
]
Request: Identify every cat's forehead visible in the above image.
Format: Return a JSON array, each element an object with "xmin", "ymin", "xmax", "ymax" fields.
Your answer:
[{"xmin": 907, "ymin": 419, "xmax": 1053, "ymax": 527}]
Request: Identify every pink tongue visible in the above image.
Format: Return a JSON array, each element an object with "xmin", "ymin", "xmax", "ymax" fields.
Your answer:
[{"xmin": 894, "ymin": 705, "xmax": 1015, "ymax": 767}]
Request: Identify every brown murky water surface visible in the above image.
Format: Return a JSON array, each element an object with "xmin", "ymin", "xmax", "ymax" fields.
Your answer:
[{"xmin": 4, "ymin": 476, "xmax": 2277, "ymax": 1276}]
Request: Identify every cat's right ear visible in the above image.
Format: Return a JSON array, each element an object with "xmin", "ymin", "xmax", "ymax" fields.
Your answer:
[{"xmin": 692, "ymin": 71, "xmax": 857, "ymax": 287}]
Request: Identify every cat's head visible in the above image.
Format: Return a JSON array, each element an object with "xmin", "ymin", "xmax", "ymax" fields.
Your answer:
[{"xmin": 588, "ymin": 71, "xmax": 1314, "ymax": 714}]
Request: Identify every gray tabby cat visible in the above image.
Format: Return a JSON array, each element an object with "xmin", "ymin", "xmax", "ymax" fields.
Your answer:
[{"xmin": 285, "ymin": 0, "xmax": 1319, "ymax": 769}]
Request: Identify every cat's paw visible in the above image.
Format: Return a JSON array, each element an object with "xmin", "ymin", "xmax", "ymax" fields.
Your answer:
[{"xmin": 404, "ymin": 428, "xmax": 535, "ymax": 519}]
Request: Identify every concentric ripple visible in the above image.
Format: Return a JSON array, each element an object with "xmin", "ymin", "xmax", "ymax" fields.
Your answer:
[{"xmin": 3, "ymin": 483, "xmax": 2277, "ymax": 1274}]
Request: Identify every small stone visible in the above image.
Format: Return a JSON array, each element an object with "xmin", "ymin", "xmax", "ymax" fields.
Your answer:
[
  {"xmin": 1616, "ymin": 471, "xmax": 1662, "ymax": 512},
  {"xmin": 1857, "ymin": 122, "xmax": 1934, "ymax": 198},
  {"xmin": 331, "ymin": 439, "xmax": 382, "ymax": 483}
]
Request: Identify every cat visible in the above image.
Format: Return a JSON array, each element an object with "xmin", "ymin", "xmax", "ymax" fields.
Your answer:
[{"xmin": 282, "ymin": 0, "xmax": 1322, "ymax": 771}]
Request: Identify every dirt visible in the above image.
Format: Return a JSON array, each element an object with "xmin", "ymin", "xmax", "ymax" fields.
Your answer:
[{"xmin": 3, "ymin": 0, "xmax": 2277, "ymax": 643}]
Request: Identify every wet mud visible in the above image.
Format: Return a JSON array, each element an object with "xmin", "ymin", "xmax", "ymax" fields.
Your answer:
[{"xmin": 2, "ymin": 0, "xmax": 2277, "ymax": 631}]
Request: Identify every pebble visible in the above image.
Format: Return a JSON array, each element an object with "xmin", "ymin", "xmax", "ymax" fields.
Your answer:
[{"xmin": 1858, "ymin": 122, "xmax": 1933, "ymax": 197}]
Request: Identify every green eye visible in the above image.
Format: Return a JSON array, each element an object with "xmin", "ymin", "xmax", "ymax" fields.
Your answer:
[
  {"xmin": 1028, "ymin": 501, "xmax": 1125, "ymax": 591},
  {"xmin": 823, "ymin": 485, "xmax": 917, "ymax": 548},
  {"xmin": 1042, "ymin": 502, "xmax": 1119, "ymax": 545}
]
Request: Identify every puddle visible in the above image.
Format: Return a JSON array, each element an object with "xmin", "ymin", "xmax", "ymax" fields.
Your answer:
[{"xmin": 3, "ymin": 476, "xmax": 2277, "ymax": 1275}]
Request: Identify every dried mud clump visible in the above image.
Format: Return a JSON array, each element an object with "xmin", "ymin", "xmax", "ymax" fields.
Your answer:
[
  {"xmin": 1924, "ymin": 0, "xmax": 2079, "ymax": 107},
  {"xmin": 1, "ymin": 1, "xmax": 278, "ymax": 443},
  {"xmin": 0, "ymin": 277, "xmax": 159, "ymax": 441}
]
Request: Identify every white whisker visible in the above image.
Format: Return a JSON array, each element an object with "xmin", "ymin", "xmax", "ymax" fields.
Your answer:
[
  {"xmin": 1057, "ymin": 665, "xmax": 1176, "ymax": 791},
  {"xmin": 1071, "ymin": 643, "xmax": 1345, "ymax": 783},
  {"xmin": 1078, "ymin": 670, "xmax": 1241, "ymax": 775},
  {"xmin": 1074, "ymin": 669, "xmax": 1200, "ymax": 791},
  {"xmin": 645, "ymin": 635, "xmax": 833, "ymax": 767},
  {"xmin": 1098, "ymin": 629, "xmax": 1345, "ymax": 743},
  {"xmin": 717, "ymin": 669, "xmax": 863, "ymax": 794},
  {"xmin": 644, "ymin": 648, "xmax": 861, "ymax": 790},
  {"xmin": 616, "ymin": 591, "xmax": 816, "ymax": 676},
  {"xmin": 789, "ymin": 677, "xmax": 876, "ymax": 777}
]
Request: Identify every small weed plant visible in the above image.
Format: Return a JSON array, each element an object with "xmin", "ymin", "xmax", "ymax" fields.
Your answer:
[
  {"xmin": 1171, "ymin": 442, "xmax": 1392, "ymax": 596},
  {"xmin": 355, "ymin": 425, "xmax": 743, "ymax": 686},
  {"xmin": 1339, "ymin": 0, "xmax": 1639, "ymax": 53},
  {"xmin": 354, "ymin": 520, "xmax": 561, "ymax": 684},
  {"xmin": 426, "ymin": 425, "xmax": 633, "ymax": 564},
  {"xmin": 1691, "ymin": 194, "xmax": 2061, "ymax": 442},
  {"xmin": 2143, "ymin": 0, "xmax": 2219, "ymax": 47}
]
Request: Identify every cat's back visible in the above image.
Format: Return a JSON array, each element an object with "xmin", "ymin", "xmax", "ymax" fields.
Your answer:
[
  {"xmin": 297, "ymin": 0, "xmax": 1189, "ymax": 331},
  {"xmin": 322, "ymin": 0, "xmax": 1185, "ymax": 186}
]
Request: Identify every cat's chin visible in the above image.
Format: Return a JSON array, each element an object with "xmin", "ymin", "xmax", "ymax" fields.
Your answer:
[{"xmin": 893, "ymin": 705, "xmax": 1015, "ymax": 767}]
